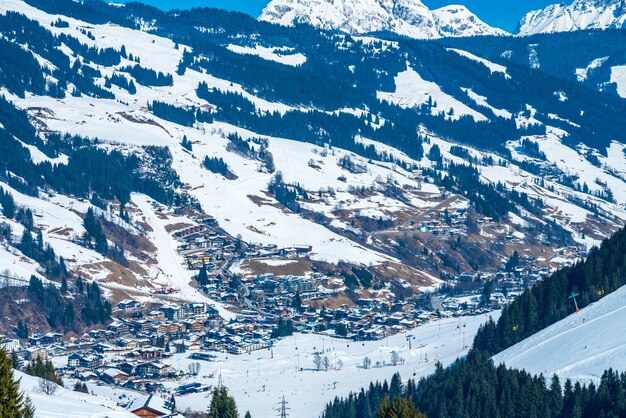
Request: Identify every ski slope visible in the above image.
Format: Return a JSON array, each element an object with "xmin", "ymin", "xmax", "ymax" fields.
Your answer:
[
  {"xmin": 88, "ymin": 313, "xmax": 497, "ymax": 418},
  {"xmin": 493, "ymin": 284, "xmax": 626, "ymax": 384},
  {"xmin": 16, "ymin": 371, "xmax": 135, "ymax": 418},
  {"xmin": 181, "ymin": 315, "xmax": 493, "ymax": 417}
]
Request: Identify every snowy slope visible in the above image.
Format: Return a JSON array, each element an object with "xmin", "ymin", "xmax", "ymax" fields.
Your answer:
[
  {"xmin": 87, "ymin": 313, "xmax": 496, "ymax": 418},
  {"xmin": 610, "ymin": 65, "xmax": 626, "ymax": 98},
  {"xmin": 16, "ymin": 371, "xmax": 135, "ymax": 417},
  {"xmin": 259, "ymin": 0, "xmax": 508, "ymax": 39},
  {"xmin": 377, "ymin": 64, "xmax": 487, "ymax": 121},
  {"xmin": 518, "ymin": 0, "xmax": 626, "ymax": 36},
  {"xmin": 1, "ymin": 0, "xmax": 625, "ymax": 298},
  {"xmin": 493, "ymin": 284, "xmax": 626, "ymax": 384}
]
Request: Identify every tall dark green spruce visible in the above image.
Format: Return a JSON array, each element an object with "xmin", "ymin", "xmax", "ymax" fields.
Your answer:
[
  {"xmin": 207, "ymin": 386, "xmax": 238, "ymax": 418},
  {"xmin": 0, "ymin": 343, "xmax": 35, "ymax": 417},
  {"xmin": 377, "ymin": 396, "xmax": 426, "ymax": 418}
]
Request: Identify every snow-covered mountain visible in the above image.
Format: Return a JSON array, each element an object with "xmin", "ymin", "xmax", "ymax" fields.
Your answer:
[
  {"xmin": 518, "ymin": 0, "xmax": 626, "ymax": 36},
  {"xmin": 0, "ymin": 0, "xmax": 626, "ymax": 299},
  {"xmin": 259, "ymin": 0, "xmax": 508, "ymax": 39}
]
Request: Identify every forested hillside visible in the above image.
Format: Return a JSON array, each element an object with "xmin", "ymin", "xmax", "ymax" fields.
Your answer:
[
  {"xmin": 322, "ymin": 351, "xmax": 626, "ymax": 418},
  {"xmin": 474, "ymin": 225, "xmax": 626, "ymax": 354},
  {"xmin": 322, "ymin": 225, "xmax": 626, "ymax": 418}
]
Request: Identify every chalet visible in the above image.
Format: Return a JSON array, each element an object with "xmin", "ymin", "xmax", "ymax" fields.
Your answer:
[
  {"xmin": 135, "ymin": 348, "xmax": 164, "ymax": 360},
  {"xmin": 77, "ymin": 371, "xmax": 98, "ymax": 381},
  {"xmin": 189, "ymin": 303, "xmax": 206, "ymax": 316},
  {"xmin": 0, "ymin": 337, "xmax": 20, "ymax": 352},
  {"xmin": 117, "ymin": 299, "xmax": 141, "ymax": 310},
  {"xmin": 100, "ymin": 368, "xmax": 129, "ymax": 384},
  {"xmin": 151, "ymin": 324, "xmax": 168, "ymax": 335},
  {"xmin": 28, "ymin": 333, "xmax": 62, "ymax": 346},
  {"xmin": 148, "ymin": 311, "xmax": 166, "ymax": 321},
  {"xmin": 128, "ymin": 394, "xmax": 176, "ymax": 417},
  {"xmin": 135, "ymin": 361, "xmax": 171, "ymax": 378},
  {"xmin": 108, "ymin": 322, "xmax": 130, "ymax": 336},
  {"xmin": 130, "ymin": 319, "xmax": 152, "ymax": 333},
  {"xmin": 189, "ymin": 352, "xmax": 216, "ymax": 361},
  {"xmin": 116, "ymin": 361, "xmax": 139, "ymax": 376},
  {"xmin": 93, "ymin": 343, "xmax": 127, "ymax": 354},
  {"xmin": 184, "ymin": 320, "xmax": 205, "ymax": 333},
  {"xmin": 68, "ymin": 353, "xmax": 103, "ymax": 369},
  {"xmin": 24, "ymin": 347, "xmax": 48, "ymax": 361},
  {"xmin": 161, "ymin": 305, "xmax": 186, "ymax": 321}
]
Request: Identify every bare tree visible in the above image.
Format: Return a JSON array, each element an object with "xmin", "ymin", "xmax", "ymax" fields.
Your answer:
[
  {"xmin": 37, "ymin": 378, "xmax": 58, "ymax": 395},
  {"xmin": 362, "ymin": 356, "xmax": 372, "ymax": 370},
  {"xmin": 391, "ymin": 351, "xmax": 400, "ymax": 366},
  {"xmin": 313, "ymin": 353, "xmax": 322, "ymax": 371},
  {"xmin": 322, "ymin": 356, "xmax": 330, "ymax": 371},
  {"xmin": 188, "ymin": 362, "xmax": 201, "ymax": 376}
]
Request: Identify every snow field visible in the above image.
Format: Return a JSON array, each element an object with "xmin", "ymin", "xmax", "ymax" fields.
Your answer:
[{"xmin": 493, "ymin": 284, "xmax": 626, "ymax": 385}]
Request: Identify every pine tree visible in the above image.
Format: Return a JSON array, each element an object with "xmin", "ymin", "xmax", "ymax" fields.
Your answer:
[
  {"xmin": 376, "ymin": 396, "xmax": 425, "ymax": 418},
  {"xmin": 15, "ymin": 320, "xmax": 29, "ymax": 339},
  {"xmin": 10, "ymin": 350, "xmax": 19, "ymax": 369},
  {"xmin": 0, "ymin": 344, "xmax": 35, "ymax": 417},
  {"xmin": 244, "ymin": 412, "xmax": 251, "ymax": 418},
  {"xmin": 197, "ymin": 266, "xmax": 209, "ymax": 287},
  {"xmin": 76, "ymin": 276, "xmax": 84, "ymax": 294},
  {"xmin": 207, "ymin": 386, "xmax": 239, "ymax": 418},
  {"xmin": 292, "ymin": 291, "xmax": 302, "ymax": 310}
]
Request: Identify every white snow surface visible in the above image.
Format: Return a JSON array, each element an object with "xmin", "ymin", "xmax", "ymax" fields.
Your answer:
[
  {"xmin": 16, "ymin": 371, "xmax": 135, "ymax": 417},
  {"xmin": 259, "ymin": 0, "xmax": 508, "ymax": 39},
  {"xmin": 117, "ymin": 313, "xmax": 496, "ymax": 418},
  {"xmin": 226, "ymin": 44, "xmax": 307, "ymax": 66},
  {"xmin": 461, "ymin": 88, "xmax": 513, "ymax": 119},
  {"xmin": 377, "ymin": 64, "xmax": 487, "ymax": 121},
  {"xmin": 575, "ymin": 57, "xmax": 609, "ymax": 82},
  {"xmin": 610, "ymin": 65, "xmax": 626, "ymax": 98},
  {"xmin": 447, "ymin": 48, "xmax": 510, "ymax": 78},
  {"xmin": 493, "ymin": 284, "xmax": 626, "ymax": 384},
  {"xmin": 518, "ymin": 0, "xmax": 626, "ymax": 36}
]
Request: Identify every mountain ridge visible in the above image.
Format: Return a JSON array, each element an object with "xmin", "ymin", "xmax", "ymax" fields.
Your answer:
[
  {"xmin": 259, "ymin": 0, "xmax": 508, "ymax": 39},
  {"xmin": 518, "ymin": 0, "xmax": 626, "ymax": 36}
]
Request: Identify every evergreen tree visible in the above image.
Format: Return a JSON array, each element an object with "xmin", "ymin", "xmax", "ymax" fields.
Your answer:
[
  {"xmin": 76, "ymin": 276, "xmax": 84, "ymax": 294},
  {"xmin": 197, "ymin": 265, "xmax": 209, "ymax": 287},
  {"xmin": 73, "ymin": 381, "xmax": 89, "ymax": 393},
  {"xmin": 504, "ymin": 251, "xmax": 520, "ymax": 272},
  {"xmin": 0, "ymin": 344, "xmax": 35, "ymax": 417},
  {"xmin": 15, "ymin": 320, "xmax": 29, "ymax": 339},
  {"xmin": 292, "ymin": 291, "xmax": 302, "ymax": 310},
  {"xmin": 25, "ymin": 357, "xmax": 63, "ymax": 386},
  {"xmin": 10, "ymin": 350, "xmax": 19, "ymax": 369},
  {"xmin": 0, "ymin": 187, "xmax": 16, "ymax": 218},
  {"xmin": 207, "ymin": 386, "xmax": 239, "ymax": 418},
  {"xmin": 377, "ymin": 396, "xmax": 425, "ymax": 418},
  {"xmin": 181, "ymin": 135, "xmax": 192, "ymax": 151},
  {"xmin": 60, "ymin": 276, "xmax": 68, "ymax": 294}
]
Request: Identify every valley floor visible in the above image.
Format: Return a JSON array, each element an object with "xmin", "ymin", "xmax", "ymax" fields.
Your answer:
[{"xmin": 79, "ymin": 313, "xmax": 497, "ymax": 418}]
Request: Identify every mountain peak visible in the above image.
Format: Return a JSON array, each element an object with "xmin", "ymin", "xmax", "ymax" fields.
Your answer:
[
  {"xmin": 518, "ymin": 0, "xmax": 626, "ymax": 36},
  {"xmin": 433, "ymin": 4, "xmax": 509, "ymax": 38},
  {"xmin": 259, "ymin": 0, "xmax": 509, "ymax": 39}
]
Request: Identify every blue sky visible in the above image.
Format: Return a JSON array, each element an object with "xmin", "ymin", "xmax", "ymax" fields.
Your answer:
[{"xmin": 119, "ymin": 0, "xmax": 557, "ymax": 32}]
